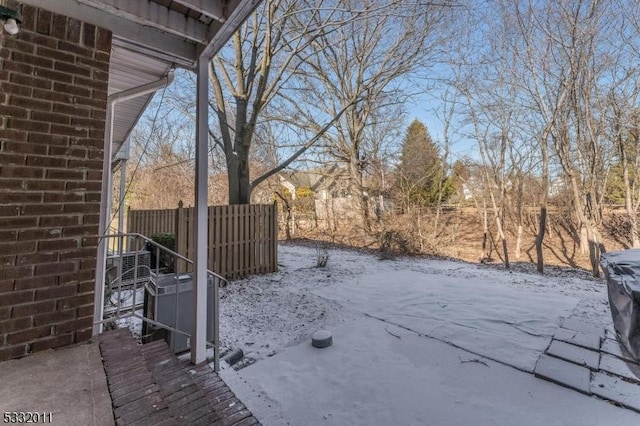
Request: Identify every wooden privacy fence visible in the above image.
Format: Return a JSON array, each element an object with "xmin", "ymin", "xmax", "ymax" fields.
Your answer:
[{"xmin": 127, "ymin": 203, "xmax": 278, "ymax": 280}]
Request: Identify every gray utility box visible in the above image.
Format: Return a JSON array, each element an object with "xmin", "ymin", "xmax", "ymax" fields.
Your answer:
[{"xmin": 143, "ymin": 273, "xmax": 216, "ymax": 353}]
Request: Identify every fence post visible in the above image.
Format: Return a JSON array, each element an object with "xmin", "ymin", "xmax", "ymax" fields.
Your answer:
[{"xmin": 175, "ymin": 200, "xmax": 187, "ymax": 273}]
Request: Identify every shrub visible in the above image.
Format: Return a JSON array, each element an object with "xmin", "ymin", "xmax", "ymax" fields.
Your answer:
[{"xmin": 149, "ymin": 233, "xmax": 176, "ymax": 273}]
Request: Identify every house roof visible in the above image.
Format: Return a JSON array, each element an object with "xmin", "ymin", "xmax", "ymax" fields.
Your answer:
[
  {"xmin": 280, "ymin": 164, "xmax": 348, "ymax": 193},
  {"xmin": 20, "ymin": 0, "xmax": 262, "ymax": 166}
]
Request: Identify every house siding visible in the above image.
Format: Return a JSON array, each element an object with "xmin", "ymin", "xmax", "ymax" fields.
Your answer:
[{"xmin": 0, "ymin": 3, "xmax": 111, "ymax": 361}]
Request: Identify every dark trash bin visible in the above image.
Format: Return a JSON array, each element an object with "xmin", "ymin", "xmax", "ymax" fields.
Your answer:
[{"xmin": 600, "ymin": 249, "xmax": 640, "ymax": 361}]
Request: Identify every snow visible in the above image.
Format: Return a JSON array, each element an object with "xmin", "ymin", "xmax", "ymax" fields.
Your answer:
[{"xmin": 214, "ymin": 243, "xmax": 640, "ymax": 425}]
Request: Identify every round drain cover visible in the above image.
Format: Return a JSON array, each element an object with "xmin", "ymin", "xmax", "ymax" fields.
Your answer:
[{"xmin": 311, "ymin": 330, "xmax": 333, "ymax": 348}]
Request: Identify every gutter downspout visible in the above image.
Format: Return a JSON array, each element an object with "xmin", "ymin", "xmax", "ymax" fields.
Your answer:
[{"xmin": 93, "ymin": 70, "xmax": 175, "ymax": 336}]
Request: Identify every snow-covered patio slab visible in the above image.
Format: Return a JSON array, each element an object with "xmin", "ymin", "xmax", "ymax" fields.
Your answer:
[
  {"xmin": 312, "ymin": 271, "xmax": 578, "ymax": 372},
  {"xmin": 235, "ymin": 316, "xmax": 640, "ymax": 426}
]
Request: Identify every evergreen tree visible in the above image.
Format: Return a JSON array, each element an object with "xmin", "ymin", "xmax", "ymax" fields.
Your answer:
[{"xmin": 395, "ymin": 120, "xmax": 453, "ymax": 209}]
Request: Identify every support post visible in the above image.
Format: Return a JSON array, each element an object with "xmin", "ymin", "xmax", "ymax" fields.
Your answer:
[
  {"xmin": 191, "ymin": 55, "xmax": 209, "ymax": 364},
  {"xmin": 93, "ymin": 103, "xmax": 114, "ymax": 336}
]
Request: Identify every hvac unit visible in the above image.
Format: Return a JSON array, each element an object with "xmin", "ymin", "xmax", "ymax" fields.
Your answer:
[
  {"xmin": 143, "ymin": 273, "xmax": 217, "ymax": 353},
  {"xmin": 106, "ymin": 250, "xmax": 151, "ymax": 286}
]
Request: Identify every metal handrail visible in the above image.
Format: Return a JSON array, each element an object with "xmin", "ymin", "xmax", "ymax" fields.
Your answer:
[{"xmin": 96, "ymin": 232, "xmax": 226, "ymax": 371}]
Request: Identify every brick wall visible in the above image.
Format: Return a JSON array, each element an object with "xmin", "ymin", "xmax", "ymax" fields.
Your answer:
[{"xmin": 0, "ymin": 3, "xmax": 111, "ymax": 361}]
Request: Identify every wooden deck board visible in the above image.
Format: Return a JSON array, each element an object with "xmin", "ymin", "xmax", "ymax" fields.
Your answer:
[{"xmin": 98, "ymin": 329, "xmax": 262, "ymax": 426}]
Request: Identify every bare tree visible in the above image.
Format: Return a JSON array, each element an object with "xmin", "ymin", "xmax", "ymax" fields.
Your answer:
[{"xmin": 285, "ymin": 0, "xmax": 454, "ymax": 232}]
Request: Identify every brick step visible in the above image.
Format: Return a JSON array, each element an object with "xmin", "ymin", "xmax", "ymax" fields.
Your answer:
[{"xmin": 98, "ymin": 328, "xmax": 260, "ymax": 426}]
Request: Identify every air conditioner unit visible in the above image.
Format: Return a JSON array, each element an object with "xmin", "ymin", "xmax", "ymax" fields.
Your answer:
[
  {"xmin": 143, "ymin": 273, "xmax": 217, "ymax": 353},
  {"xmin": 106, "ymin": 250, "xmax": 151, "ymax": 287}
]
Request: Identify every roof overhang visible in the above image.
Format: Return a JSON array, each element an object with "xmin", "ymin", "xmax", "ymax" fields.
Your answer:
[{"xmin": 20, "ymin": 0, "xmax": 262, "ymax": 163}]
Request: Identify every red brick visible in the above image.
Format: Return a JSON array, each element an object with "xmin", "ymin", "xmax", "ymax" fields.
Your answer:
[
  {"xmin": 18, "ymin": 228, "xmax": 61, "ymax": 241},
  {"xmin": 28, "ymin": 132, "xmax": 67, "ymax": 146},
  {"xmin": 51, "ymin": 124, "xmax": 88, "ymax": 137},
  {"xmin": 10, "ymin": 94, "xmax": 51, "ymax": 111},
  {"xmin": 22, "ymin": 203, "xmax": 64, "ymax": 216},
  {"xmin": 35, "ymin": 260, "xmax": 76, "ymax": 276},
  {"xmin": 3, "ymin": 38, "xmax": 35, "ymax": 54},
  {"xmin": 0, "ymin": 279, "xmax": 14, "ymax": 293},
  {"xmin": 3, "ymin": 82, "xmax": 33, "ymax": 97},
  {"xmin": 75, "ymin": 97, "xmax": 105, "ymax": 109},
  {"xmin": 0, "ymin": 152, "xmax": 26, "ymax": 165},
  {"xmin": 37, "ymin": 46, "xmax": 74, "ymax": 64},
  {"xmin": 16, "ymin": 252, "xmax": 59, "ymax": 266},
  {"xmin": 77, "ymin": 305, "xmax": 93, "ymax": 318},
  {"xmin": 77, "ymin": 56, "xmax": 109, "ymax": 72},
  {"xmin": 14, "ymin": 276, "xmax": 56, "ymax": 291},
  {"xmin": 52, "ymin": 82, "xmax": 90, "ymax": 98},
  {"xmin": 51, "ymin": 14, "xmax": 67, "ymax": 40},
  {"xmin": 0, "ymin": 344, "xmax": 28, "ymax": 362},
  {"xmin": 84, "ymin": 193, "xmax": 101, "ymax": 202},
  {"xmin": 25, "ymin": 154, "xmax": 66, "ymax": 168},
  {"xmin": 0, "ymin": 104, "xmax": 29, "ymax": 119},
  {"xmin": 93, "ymin": 69, "xmax": 108, "ymax": 83},
  {"xmin": 0, "ymin": 230, "xmax": 18, "ymax": 241},
  {"xmin": 0, "ymin": 165, "xmax": 43, "ymax": 179},
  {"xmin": 67, "ymin": 18, "xmax": 81, "ymax": 43},
  {"xmin": 0, "ymin": 217, "xmax": 38, "ymax": 229},
  {"xmin": 31, "ymin": 333, "xmax": 74, "ymax": 351},
  {"xmin": 39, "ymin": 215, "xmax": 80, "ymax": 227},
  {"xmin": 35, "ymin": 285, "xmax": 77, "ymax": 301},
  {"xmin": 0, "ymin": 317, "xmax": 32, "ymax": 334},
  {"xmin": 33, "ymin": 88, "xmax": 73, "ymax": 105},
  {"xmin": 59, "ymin": 249, "xmax": 95, "ymax": 262},
  {"xmin": 0, "ymin": 241, "xmax": 36, "ymax": 256},
  {"xmin": 20, "ymin": 5, "xmax": 37, "ymax": 32},
  {"xmin": 8, "ymin": 118, "xmax": 50, "ymax": 132},
  {"xmin": 0, "ymin": 192, "xmax": 42, "ymax": 204},
  {"xmin": 63, "ymin": 203, "xmax": 99, "ymax": 214},
  {"xmin": 2, "ymin": 141, "xmax": 48, "ymax": 155},
  {"xmin": 86, "ymin": 170, "xmax": 103, "ymax": 181},
  {"xmin": 96, "ymin": 28, "xmax": 112, "ymax": 52},
  {"xmin": 0, "ymin": 266, "xmax": 34, "ymax": 281},
  {"xmin": 11, "ymin": 51, "xmax": 53, "ymax": 69},
  {"xmin": 48, "ymin": 146, "xmax": 87, "ymax": 158},
  {"xmin": 0, "ymin": 290, "xmax": 34, "ymax": 307},
  {"xmin": 83, "ymin": 214, "xmax": 100, "ymax": 225},
  {"xmin": 34, "ymin": 308, "xmax": 76, "ymax": 326},
  {"xmin": 36, "ymin": 243, "xmax": 78, "ymax": 260},
  {"xmin": 52, "ymin": 102, "xmax": 90, "ymax": 117},
  {"xmin": 75, "ymin": 328, "xmax": 92, "ymax": 342},
  {"xmin": 0, "ymin": 128, "xmax": 28, "ymax": 142},
  {"xmin": 34, "ymin": 67, "xmax": 74, "ymax": 84},
  {"xmin": 11, "ymin": 300, "xmax": 55, "ymax": 317},
  {"xmin": 0, "ymin": 257, "xmax": 16, "ymax": 272},
  {"xmin": 58, "ymin": 40, "xmax": 92, "ymax": 57},
  {"xmin": 70, "ymin": 137, "xmax": 102, "ymax": 149},
  {"xmin": 31, "ymin": 110, "xmax": 70, "ymax": 125},
  {"xmin": 55, "ymin": 61, "xmax": 91, "ymax": 77},
  {"xmin": 0, "ymin": 307, "xmax": 10, "ymax": 321},
  {"xmin": 9, "ymin": 73, "xmax": 52, "ymax": 90},
  {"xmin": 21, "ymin": 32, "xmax": 57, "ymax": 50},
  {"xmin": 44, "ymin": 192, "xmax": 84, "ymax": 203},
  {"xmin": 7, "ymin": 326, "xmax": 51, "ymax": 345},
  {"xmin": 46, "ymin": 169, "xmax": 83, "ymax": 180},
  {"xmin": 25, "ymin": 180, "xmax": 66, "ymax": 191},
  {"xmin": 36, "ymin": 9, "xmax": 52, "ymax": 35}
]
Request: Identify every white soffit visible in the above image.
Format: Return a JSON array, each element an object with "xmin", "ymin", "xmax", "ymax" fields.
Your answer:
[{"xmin": 20, "ymin": 0, "xmax": 262, "ymax": 162}]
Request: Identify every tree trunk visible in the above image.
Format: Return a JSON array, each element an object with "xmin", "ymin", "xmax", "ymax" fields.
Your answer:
[
  {"xmin": 535, "ymin": 206, "xmax": 547, "ymax": 273},
  {"xmin": 515, "ymin": 224, "xmax": 523, "ymax": 260}
]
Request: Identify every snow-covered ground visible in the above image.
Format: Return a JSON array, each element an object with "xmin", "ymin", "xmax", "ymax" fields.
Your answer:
[{"xmin": 215, "ymin": 243, "xmax": 640, "ymax": 425}]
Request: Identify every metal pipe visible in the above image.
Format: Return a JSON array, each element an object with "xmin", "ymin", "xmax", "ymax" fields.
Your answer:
[{"xmin": 93, "ymin": 71, "xmax": 175, "ymax": 336}]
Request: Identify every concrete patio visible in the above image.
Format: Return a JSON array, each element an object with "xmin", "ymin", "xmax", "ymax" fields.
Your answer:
[{"xmin": 0, "ymin": 342, "xmax": 114, "ymax": 426}]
